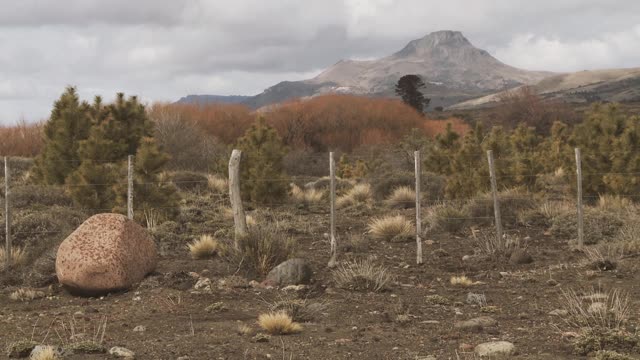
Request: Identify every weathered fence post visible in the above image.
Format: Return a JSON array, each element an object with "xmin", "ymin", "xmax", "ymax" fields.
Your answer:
[
  {"xmin": 575, "ymin": 148, "xmax": 584, "ymax": 247},
  {"xmin": 415, "ymin": 150, "xmax": 423, "ymax": 265},
  {"xmin": 487, "ymin": 150, "xmax": 503, "ymax": 247},
  {"xmin": 4, "ymin": 157, "xmax": 11, "ymax": 268},
  {"xmin": 229, "ymin": 149, "xmax": 247, "ymax": 249},
  {"xmin": 127, "ymin": 155, "xmax": 134, "ymax": 220},
  {"xmin": 328, "ymin": 152, "xmax": 337, "ymax": 268}
]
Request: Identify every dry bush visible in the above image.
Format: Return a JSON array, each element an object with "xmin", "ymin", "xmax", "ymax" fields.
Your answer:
[
  {"xmin": 257, "ymin": 311, "xmax": 302, "ymax": 335},
  {"xmin": 333, "ymin": 258, "xmax": 392, "ymax": 292},
  {"xmin": 0, "ymin": 247, "xmax": 28, "ymax": 270},
  {"xmin": 234, "ymin": 225, "xmax": 295, "ymax": 277},
  {"xmin": 0, "ymin": 120, "xmax": 44, "ymax": 157},
  {"xmin": 267, "ymin": 94, "xmax": 428, "ymax": 152},
  {"xmin": 519, "ymin": 200, "xmax": 575, "ymax": 227},
  {"xmin": 150, "ymin": 106, "xmax": 222, "ymax": 171},
  {"xmin": 372, "ymin": 171, "xmax": 445, "ymax": 201},
  {"xmin": 561, "ymin": 288, "xmax": 630, "ymax": 330},
  {"xmin": 187, "ymin": 235, "xmax": 224, "ymax": 259},
  {"xmin": 149, "ymin": 102, "xmax": 254, "ymax": 145},
  {"xmin": 606, "ymin": 221, "xmax": 640, "ymax": 256},
  {"xmin": 236, "ymin": 323, "xmax": 254, "ymax": 336},
  {"xmin": 450, "ymin": 276, "xmax": 473, "ymax": 287},
  {"xmin": 269, "ymin": 296, "xmax": 327, "ymax": 322},
  {"xmin": 336, "ymin": 183, "xmax": 372, "ymax": 209},
  {"xmin": 385, "ymin": 186, "xmax": 416, "ymax": 209},
  {"xmin": 9, "ymin": 288, "xmax": 46, "ymax": 302},
  {"xmin": 597, "ymin": 195, "xmax": 634, "ymax": 213},
  {"xmin": 207, "ymin": 175, "xmax": 228, "ymax": 194},
  {"xmin": 304, "ymin": 176, "xmax": 354, "ymax": 192},
  {"xmin": 551, "ymin": 207, "xmax": 625, "ymax": 245},
  {"xmin": 170, "ymin": 171, "xmax": 209, "ymax": 192},
  {"xmin": 424, "ymin": 203, "xmax": 469, "ymax": 234},
  {"xmin": 464, "ymin": 187, "xmax": 538, "ymax": 227},
  {"xmin": 10, "ymin": 185, "xmax": 73, "ymax": 208},
  {"xmin": 290, "ymin": 184, "xmax": 325, "ymax": 205},
  {"xmin": 368, "ymin": 215, "xmax": 413, "ymax": 242},
  {"xmin": 471, "ymin": 230, "xmax": 521, "ymax": 258}
]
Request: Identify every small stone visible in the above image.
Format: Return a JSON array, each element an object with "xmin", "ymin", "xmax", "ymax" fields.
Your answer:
[
  {"xmin": 253, "ymin": 333, "xmax": 270, "ymax": 343},
  {"xmin": 109, "ymin": 346, "xmax": 136, "ymax": 358},
  {"xmin": 547, "ymin": 279, "xmax": 559, "ymax": 286},
  {"xmin": 194, "ymin": 277, "xmax": 212, "ymax": 291},
  {"xmin": 499, "ymin": 272, "xmax": 510, "ymax": 278},
  {"xmin": 177, "ymin": 357, "xmax": 190, "ymax": 360},
  {"xmin": 474, "ymin": 341, "xmax": 516, "ymax": 357},
  {"xmin": 281, "ymin": 284, "xmax": 308, "ymax": 292},
  {"xmin": 509, "ymin": 249, "xmax": 533, "ymax": 265},
  {"xmin": 133, "ymin": 325, "xmax": 146, "ymax": 332},
  {"xmin": 74, "ymin": 311, "xmax": 85, "ymax": 317},
  {"xmin": 132, "ymin": 296, "xmax": 141, "ymax": 301},
  {"xmin": 462, "ymin": 255, "xmax": 472, "ymax": 261},
  {"xmin": 454, "ymin": 316, "xmax": 497, "ymax": 333}
]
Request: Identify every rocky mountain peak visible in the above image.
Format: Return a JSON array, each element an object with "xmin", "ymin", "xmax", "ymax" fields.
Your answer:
[{"xmin": 394, "ymin": 30, "xmax": 473, "ymax": 57}]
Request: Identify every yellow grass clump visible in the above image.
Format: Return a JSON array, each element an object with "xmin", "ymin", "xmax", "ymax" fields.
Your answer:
[
  {"xmin": 290, "ymin": 184, "xmax": 325, "ymax": 204},
  {"xmin": 187, "ymin": 235, "xmax": 223, "ymax": 259},
  {"xmin": 257, "ymin": 311, "xmax": 302, "ymax": 335},
  {"xmin": 385, "ymin": 186, "xmax": 416, "ymax": 209},
  {"xmin": 368, "ymin": 215, "xmax": 413, "ymax": 242},
  {"xmin": 336, "ymin": 183, "xmax": 372, "ymax": 208},
  {"xmin": 207, "ymin": 175, "xmax": 228, "ymax": 193},
  {"xmin": 10, "ymin": 288, "xmax": 46, "ymax": 302},
  {"xmin": 450, "ymin": 276, "xmax": 474, "ymax": 287},
  {"xmin": 0, "ymin": 247, "xmax": 28, "ymax": 270}
]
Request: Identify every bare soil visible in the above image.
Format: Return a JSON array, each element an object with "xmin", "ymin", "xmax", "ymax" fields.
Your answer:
[{"xmin": 1, "ymin": 203, "xmax": 639, "ymax": 360}]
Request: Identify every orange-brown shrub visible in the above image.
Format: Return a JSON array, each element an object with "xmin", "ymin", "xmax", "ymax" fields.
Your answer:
[
  {"xmin": 148, "ymin": 102, "xmax": 254, "ymax": 144},
  {"xmin": 149, "ymin": 95, "xmax": 470, "ymax": 153},
  {"xmin": 0, "ymin": 120, "xmax": 44, "ymax": 157}
]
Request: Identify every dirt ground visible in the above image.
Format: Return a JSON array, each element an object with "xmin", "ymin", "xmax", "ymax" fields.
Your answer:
[{"xmin": 1, "ymin": 199, "xmax": 638, "ymax": 360}]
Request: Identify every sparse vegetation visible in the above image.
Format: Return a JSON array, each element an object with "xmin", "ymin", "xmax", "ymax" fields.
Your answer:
[
  {"xmin": 29, "ymin": 346, "xmax": 60, "ymax": 360},
  {"xmin": 368, "ymin": 215, "xmax": 413, "ymax": 242},
  {"xmin": 257, "ymin": 311, "xmax": 302, "ymax": 335},
  {"xmin": 336, "ymin": 183, "xmax": 373, "ymax": 209},
  {"xmin": 9, "ymin": 288, "xmax": 46, "ymax": 302},
  {"xmin": 450, "ymin": 276, "xmax": 473, "ymax": 287},
  {"xmin": 385, "ymin": 186, "xmax": 416, "ymax": 209},
  {"xmin": 234, "ymin": 225, "xmax": 295, "ymax": 277},
  {"xmin": 188, "ymin": 235, "xmax": 224, "ymax": 259},
  {"xmin": 290, "ymin": 183, "xmax": 325, "ymax": 205},
  {"xmin": 333, "ymin": 258, "xmax": 392, "ymax": 292}
]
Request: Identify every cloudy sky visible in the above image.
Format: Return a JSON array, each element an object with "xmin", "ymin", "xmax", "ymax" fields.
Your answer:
[{"xmin": 1, "ymin": 0, "xmax": 639, "ymax": 124}]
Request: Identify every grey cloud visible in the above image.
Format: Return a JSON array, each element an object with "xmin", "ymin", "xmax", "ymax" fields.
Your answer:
[{"xmin": 1, "ymin": 0, "xmax": 639, "ymax": 124}]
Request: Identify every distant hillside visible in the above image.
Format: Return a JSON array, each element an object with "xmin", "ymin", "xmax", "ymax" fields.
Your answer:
[
  {"xmin": 176, "ymin": 95, "xmax": 251, "ymax": 105},
  {"xmin": 450, "ymin": 67, "xmax": 640, "ymax": 109}
]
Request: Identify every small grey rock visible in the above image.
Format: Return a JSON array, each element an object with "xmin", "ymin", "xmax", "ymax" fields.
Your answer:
[
  {"xmin": 31, "ymin": 345, "xmax": 65, "ymax": 358},
  {"xmin": 133, "ymin": 325, "xmax": 146, "ymax": 332},
  {"xmin": 265, "ymin": 258, "xmax": 312, "ymax": 286},
  {"xmin": 474, "ymin": 341, "xmax": 516, "ymax": 357},
  {"xmin": 454, "ymin": 316, "xmax": 497, "ymax": 333},
  {"xmin": 549, "ymin": 309, "xmax": 568, "ymax": 316},
  {"xmin": 109, "ymin": 346, "xmax": 135, "ymax": 358}
]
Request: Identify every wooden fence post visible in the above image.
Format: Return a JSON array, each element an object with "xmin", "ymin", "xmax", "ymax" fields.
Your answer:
[
  {"xmin": 4, "ymin": 157, "xmax": 11, "ymax": 268},
  {"xmin": 415, "ymin": 150, "xmax": 423, "ymax": 265},
  {"xmin": 487, "ymin": 150, "xmax": 503, "ymax": 247},
  {"xmin": 229, "ymin": 150, "xmax": 247, "ymax": 248},
  {"xmin": 127, "ymin": 155, "xmax": 134, "ymax": 220},
  {"xmin": 575, "ymin": 148, "xmax": 584, "ymax": 247},
  {"xmin": 328, "ymin": 152, "xmax": 337, "ymax": 268}
]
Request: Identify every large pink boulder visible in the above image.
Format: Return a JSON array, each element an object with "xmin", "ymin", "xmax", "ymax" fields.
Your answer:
[{"xmin": 56, "ymin": 213, "xmax": 157, "ymax": 295}]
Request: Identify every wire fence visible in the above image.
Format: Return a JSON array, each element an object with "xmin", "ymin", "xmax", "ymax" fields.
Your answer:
[{"xmin": 0, "ymin": 146, "xmax": 637, "ymax": 268}]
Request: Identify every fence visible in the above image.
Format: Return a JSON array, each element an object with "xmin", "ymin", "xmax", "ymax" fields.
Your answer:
[{"xmin": 0, "ymin": 146, "xmax": 625, "ymax": 269}]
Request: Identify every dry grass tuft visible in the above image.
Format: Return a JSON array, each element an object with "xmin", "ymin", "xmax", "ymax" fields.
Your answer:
[
  {"xmin": 336, "ymin": 183, "xmax": 372, "ymax": 208},
  {"xmin": 333, "ymin": 258, "xmax": 392, "ymax": 292},
  {"xmin": 0, "ymin": 247, "xmax": 28, "ymax": 270},
  {"xmin": 471, "ymin": 230, "xmax": 521, "ymax": 258},
  {"xmin": 187, "ymin": 235, "xmax": 224, "ymax": 259},
  {"xmin": 257, "ymin": 311, "xmax": 302, "ymax": 335},
  {"xmin": 207, "ymin": 175, "xmax": 228, "ymax": 193},
  {"xmin": 233, "ymin": 225, "xmax": 295, "ymax": 276},
  {"xmin": 236, "ymin": 323, "xmax": 254, "ymax": 336},
  {"xmin": 269, "ymin": 297, "xmax": 327, "ymax": 322},
  {"xmin": 597, "ymin": 195, "xmax": 633, "ymax": 212},
  {"xmin": 30, "ymin": 346, "xmax": 60, "ymax": 360},
  {"xmin": 10, "ymin": 288, "xmax": 46, "ymax": 302},
  {"xmin": 424, "ymin": 203, "xmax": 468, "ymax": 233},
  {"xmin": 385, "ymin": 186, "xmax": 416, "ymax": 209},
  {"xmin": 290, "ymin": 183, "xmax": 325, "ymax": 205},
  {"xmin": 561, "ymin": 288, "xmax": 630, "ymax": 330},
  {"xmin": 368, "ymin": 215, "xmax": 413, "ymax": 242},
  {"xmin": 450, "ymin": 276, "xmax": 473, "ymax": 287}
]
